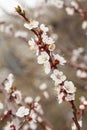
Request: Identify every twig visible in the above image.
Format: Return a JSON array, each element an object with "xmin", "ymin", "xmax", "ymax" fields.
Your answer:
[
  {"xmin": 70, "ymin": 101, "xmax": 80, "ymax": 130},
  {"xmin": 0, "ymin": 83, "xmax": 22, "ymax": 130}
]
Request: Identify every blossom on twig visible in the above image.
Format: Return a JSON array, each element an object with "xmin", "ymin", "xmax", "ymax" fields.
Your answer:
[
  {"xmin": 16, "ymin": 106, "xmax": 29, "ymax": 118},
  {"xmin": 24, "ymin": 20, "xmax": 39, "ymax": 30}
]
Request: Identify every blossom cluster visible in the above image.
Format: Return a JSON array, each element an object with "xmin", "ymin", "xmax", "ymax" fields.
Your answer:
[
  {"xmin": 47, "ymin": 0, "xmax": 87, "ymax": 34},
  {"xmin": 79, "ymin": 96, "xmax": 87, "ymax": 110},
  {"xmin": 1, "ymin": 19, "xmax": 76, "ymax": 130},
  {"xmin": 1, "ymin": 73, "xmax": 51, "ymax": 130},
  {"xmin": 24, "ymin": 19, "xmax": 76, "ymax": 105},
  {"xmin": 76, "ymin": 69, "xmax": 87, "ymax": 79},
  {"xmin": 71, "ymin": 48, "xmax": 84, "ymax": 63},
  {"xmin": 70, "ymin": 47, "xmax": 87, "ymax": 80},
  {"xmin": 47, "ymin": 0, "xmax": 78, "ymax": 14}
]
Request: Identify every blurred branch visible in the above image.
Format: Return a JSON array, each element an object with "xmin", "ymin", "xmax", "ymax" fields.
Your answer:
[{"xmin": 0, "ymin": 83, "xmax": 22, "ymax": 130}]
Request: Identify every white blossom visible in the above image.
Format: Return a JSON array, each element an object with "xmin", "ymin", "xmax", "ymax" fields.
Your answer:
[
  {"xmin": 28, "ymin": 38, "xmax": 39, "ymax": 55},
  {"xmin": 27, "ymin": 110, "xmax": 37, "ymax": 129},
  {"xmin": 39, "ymin": 83, "xmax": 47, "ymax": 90},
  {"xmin": 28, "ymin": 38, "xmax": 37, "ymax": 50},
  {"xmin": 71, "ymin": 1, "xmax": 79, "ymax": 9},
  {"xmin": 45, "ymin": 126, "xmax": 52, "ymax": 130},
  {"xmin": 65, "ymin": 93, "xmax": 75, "ymax": 101},
  {"xmin": 48, "ymin": 43, "xmax": 55, "ymax": 51},
  {"xmin": 35, "ymin": 96, "xmax": 41, "ymax": 102},
  {"xmin": 79, "ymin": 96, "xmax": 87, "ymax": 106},
  {"xmin": 53, "ymin": 54, "xmax": 66, "ymax": 65},
  {"xmin": 56, "ymin": 85, "xmax": 61, "ymax": 94},
  {"xmin": 36, "ymin": 48, "xmax": 39, "ymax": 56},
  {"xmin": 43, "ymin": 91, "xmax": 49, "ymax": 99},
  {"xmin": 44, "ymin": 61, "xmax": 51, "ymax": 74},
  {"xmin": 37, "ymin": 51, "xmax": 49, "ymax": 64},
  {"xmin": 42, "ymin": 33, "xmax": 54, "ymax": 44},
  {"xmin": 34, "ymin": 103, "xmax": 44, "ymax": 115},
  {"xmin": 79, "ymin": 104, "xmax": 85, "ymax": 110},
  {"xmin": 79, "ymin": 96, "xmax": 86, "ymax": 103},
  {"xmin": 25, "ymin": 96, "xmax": 33, "ymax": 104},
  {"xmin": 34, "ymin": 102, "xmax": 39, "ymax": 108},
  {"xmin": 63, "ymin": 81, "xmax": 76, "ymax": 94},
  {"xmin": 3, "ymin": 122, "xmax": 14, "ymax": 130},
  {"xmin": 15, "ymin": 31, "xmax": 28, "ymax": 38},
  {"xmin": 40, "ymin": 24, "xmax": 49, "ymax": 33},
  {"xmin": 0, "ymin": 102, "xmax": 4, "ymax": 109},
  {"xmin": 30, "ymin": 110, "xmax": 37, "ymax": 122},
  {"xmin": 16, "ymin": 106, "xmax": 29, "ymax": 118},
  {"xmin": 76, "ymin": 69, "xmax": 87, "ymax": 78},
  {"xmin": 65, "ymin": 7, "xmax": 74, "ymax": 15},
  {"xmin": 12, "ymin": 90, "xmax": 22, "ymax": 104},
  {"xmin": 71, "ymin": 48, "xmax": 84, "ymax": 62},
  {"xmin": 50, "ymin": 69, "xmax": 66, "ymax": 86},
  {"xmin": 4, "ymin": 73, "xmax": 14, "ymax": 93},
  {"xmin": 29, "ymin": 121, "xmax": 37, "ymax": 130},
  {"xmin": 51, "ymin": 33, "xmax": 58, "ymax": 41},
  {"xmin": 58, "ymin": 92, "xmax": 65, "ymax": 104},
  {"xmin": 24, "ymin": 20, "xmax": 39, "ymax": 30},
  {"xmin": 83, "ymin": 100, "xmax": 87, "ymax": 106},
  {"xmin": 37, "ymin": 116, "xmax": 43, "ymax": 122},
  {"xmin": 82, "ymin": 21, "xmax": 87, "ymax": 29},
  {"xmin": 23, "ymin": 125, "xmax": 29, "ymax": 130}
]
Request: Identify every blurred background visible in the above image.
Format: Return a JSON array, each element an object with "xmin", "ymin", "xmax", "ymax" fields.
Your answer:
[{"xmin": 0, "ymin": 0, "xmax": 87, "ymax": 130}]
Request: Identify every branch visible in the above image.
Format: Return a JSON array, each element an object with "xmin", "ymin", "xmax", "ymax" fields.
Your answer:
[
  {"xmin": 0, "ymin": 83, "xmax": 22, "ymax": 130},
  {"xmin": 15, "ymin": 5, "xmax": 81, "ymax": 130}
]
